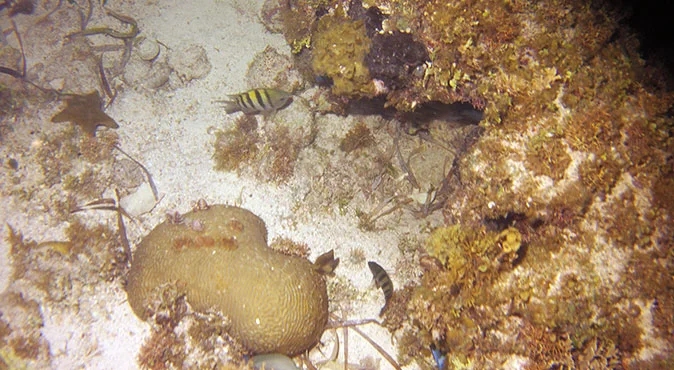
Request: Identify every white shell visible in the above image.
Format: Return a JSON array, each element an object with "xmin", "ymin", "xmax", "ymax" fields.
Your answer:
[
  {"xmin": 120, "ymin": 182, "xmax": 158, "ymax": 216},
  {"xmin": 137, "ymin": 38, "xmax": 160, "ymax": 61}
]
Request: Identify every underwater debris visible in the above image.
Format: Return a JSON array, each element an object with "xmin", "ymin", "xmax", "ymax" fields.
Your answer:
[
  {"xmin": 72, "ymin": 8, "xmax": 139, "ymax": 40},
  {"xmin": 0, "ymin": 0, "xmax": 34, "ymax": 17},
  {"xmin": 50, "ymin": 91, "xmax": 119, "ymax": 136}
]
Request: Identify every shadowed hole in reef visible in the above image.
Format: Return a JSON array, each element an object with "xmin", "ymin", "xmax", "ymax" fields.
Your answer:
[
  {"xmin": 346, "ymin": 97, "xmax": 484, "ymax": 126},
  {"xmin": 336, "ymin": 97, "xmax": 484, "ymax": 228},
  {"xmin": 483, "ymin": 213, "xmax": 532, "ymax": 267}
]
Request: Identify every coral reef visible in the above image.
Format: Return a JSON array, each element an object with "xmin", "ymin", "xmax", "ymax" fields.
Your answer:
[
  {"xmin": 266, "ymin": 0, "xmax": 674, "ymax": 368},
  {"xmin": 311, "ymin": 6, "xmax": 374, "ymax": 98},
  {"xmin": 136, "ymin": 282, "xmax": 244, "ymax": 369},
  {"xmin": 404, "ymin": 225, "xmax": 522, "ymax": 358},
  {"xmin": 212, "ymin": 114, "xmax": 261, "ymax": 173},
  {"xmin": 365, "ymin": 31, "xmax": 428, "ymax": 90},
  {"xmin": 2, "ymin": 0, "xmax": 673, "ymax": 368}
]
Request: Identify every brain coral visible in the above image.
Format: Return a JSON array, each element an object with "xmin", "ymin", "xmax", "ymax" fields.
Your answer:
[{"xmin": 125, "ymin": 205, "xmax": 329, "ymax": 355}]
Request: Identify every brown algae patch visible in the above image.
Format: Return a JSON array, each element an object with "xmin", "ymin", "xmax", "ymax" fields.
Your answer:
[{"xmin": 125, "ymin": 205, "xmax": 329, "ymax": 356}]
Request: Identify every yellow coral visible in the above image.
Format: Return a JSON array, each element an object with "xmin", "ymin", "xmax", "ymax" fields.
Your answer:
[
  {"xmin": 291, "ymin": 35, "xmax": 311, "ymax": 55},
  {"xmin": 499, "ymin": 227, "xmax": 522, "ymax": 253},
  {"xmin": 311, "ymin": 7, "xmax": 375, "ymax": 97},
  {"xmin": 425, "ymin": 224, "xmax": 522, "ymax": 278}
]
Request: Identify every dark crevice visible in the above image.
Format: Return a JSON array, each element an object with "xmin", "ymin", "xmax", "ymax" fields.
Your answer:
[{"xmin": 345, "ymin": 98, "xmax": 484, "ymax": 127}]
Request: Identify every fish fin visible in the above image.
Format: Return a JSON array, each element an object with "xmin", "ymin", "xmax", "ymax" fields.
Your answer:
[
  {"xmin": 379, "ymin": 300, "xmax": 390, "ymax": 317},
  {"xmin": 314, "ymin": 250, "xmax": 340, "ymax": 275},
  {"xmin": 213, "ymin": 98, "xmax": 241, "ymax": 114}
]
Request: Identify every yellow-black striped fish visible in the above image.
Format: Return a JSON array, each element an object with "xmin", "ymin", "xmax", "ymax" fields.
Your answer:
[
  {"xmin": 368, "ymin": 261, "xmax": 393, "ymax": 315},
  {"xmin": 215, "ymin": 88, "xmax": 292, "ymax": 115}
]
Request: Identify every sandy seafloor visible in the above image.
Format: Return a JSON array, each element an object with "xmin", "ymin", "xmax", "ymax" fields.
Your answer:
[{"xmin": 0, "ymin": 1, "xmax": 456, "ymax": 369}]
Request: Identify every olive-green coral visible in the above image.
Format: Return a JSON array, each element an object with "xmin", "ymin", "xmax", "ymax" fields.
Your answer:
[
  {"xmin": 425, "ymin": 225, "xmax": 521, "ymax": 276},
  {"xmin": 311, "ymin": 7, "xmax": 374, "ymax": 97},
  {"xmin": 126, "ymin": 205, "xmax": 331, "ymax": 356}
]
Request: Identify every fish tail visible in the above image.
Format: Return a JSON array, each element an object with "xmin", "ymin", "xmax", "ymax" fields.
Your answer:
[
  {"xmin": 224, "ymin": 94, "xmax": 244, "ymax": 114},
  {"xmin": 213, "ymin": 97, "xmax": 242, "ymax": 114}
]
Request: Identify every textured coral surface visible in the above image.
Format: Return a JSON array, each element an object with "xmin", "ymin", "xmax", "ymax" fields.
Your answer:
[{"xmin": 126, "ymin": 205, "xmax": 329, "ymax": 356}]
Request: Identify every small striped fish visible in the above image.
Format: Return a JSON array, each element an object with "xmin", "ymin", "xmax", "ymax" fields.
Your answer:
[
  {"xmin": 215, "ymin": 88, "xmax": 292, "ymax": 115},
  {"xmin": 368, "ymin": 261, "xmax": 393, "ymax": 315}
]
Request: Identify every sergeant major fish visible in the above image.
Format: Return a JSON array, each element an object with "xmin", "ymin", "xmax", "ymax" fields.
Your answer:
[{"xmin": 215, "ymin": 88, "xmax": 292, "ymax": 115}]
